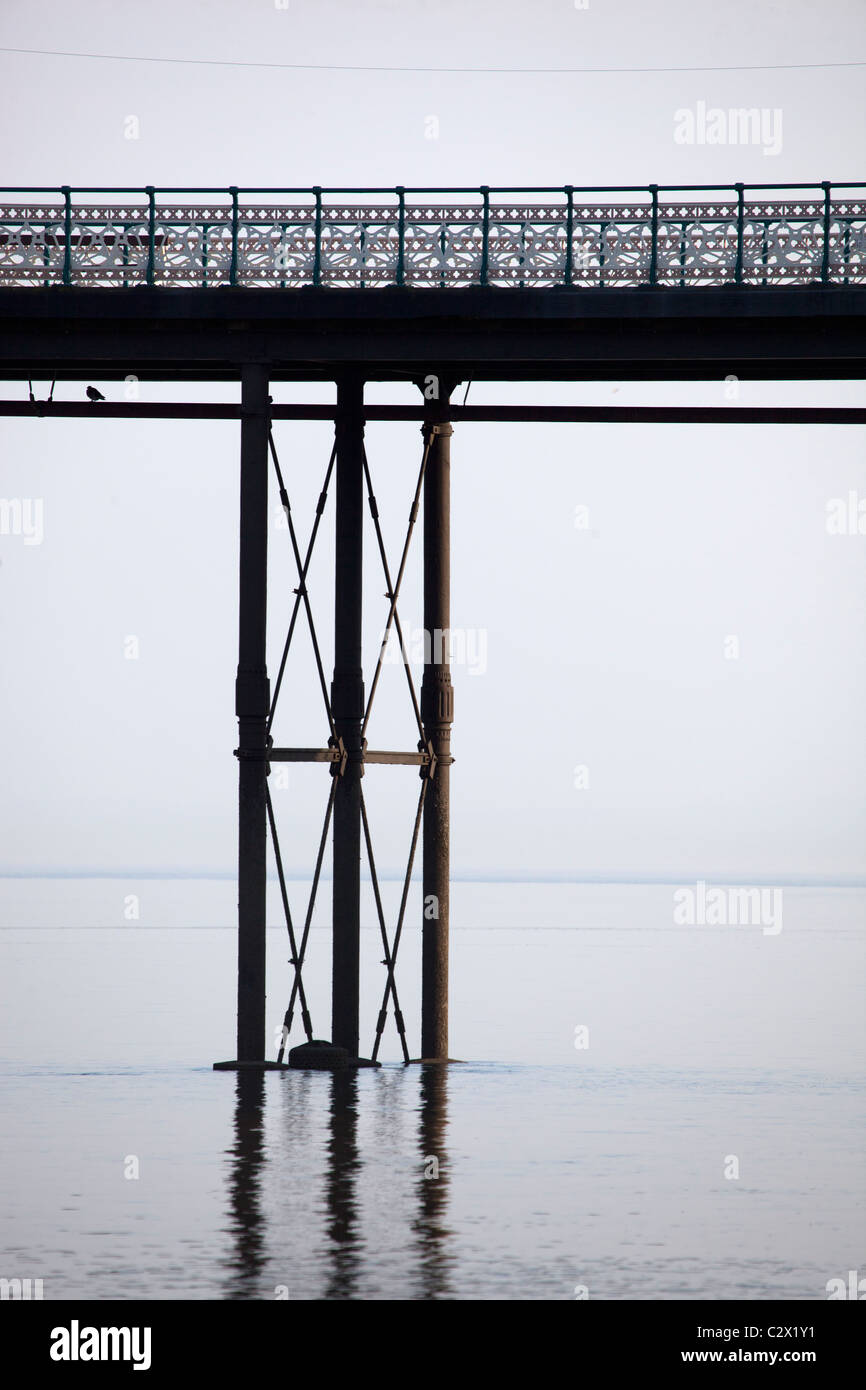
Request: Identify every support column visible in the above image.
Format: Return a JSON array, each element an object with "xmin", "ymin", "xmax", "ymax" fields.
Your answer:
[
  {"xmin": 421, "ymin": 390, "xmax": 454, "ymax": 1061},
  {"xmin": 331, "ymin": 377, "xmax": 365, "ymax": 1058},
  {"xmin": 236, "ymin": 366, "xmax": 271, "ymax": 1062}
]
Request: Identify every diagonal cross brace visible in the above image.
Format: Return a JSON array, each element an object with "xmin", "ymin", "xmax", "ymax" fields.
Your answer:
[
  {"xmin": 267, "ymin": 429, "xmax": 338, "ymax": 744},
  {"xmin": 369, "ymin": 775, "xmax": 428, "ymax": 1062},
  {"xmin": 360, "ymin": 431, "xmax": 435, "ymax": 746},
  {"xmin": 267, "ymin": 422, "xmax": 444, "ymax": 1061},
  {"xmin": 271, "ymin": 776, "xmax": 339, "ymax": 1061},
  {"xmin": 266, "ymin": 783, "xmax": 314, "ymax": 1048},
  {"xmin": 265, "ymin": 426, "xmax": 345, "ymax": 1060},
  {"xmin": 361, "ymin": 443, "xmax": 425, "ymax": 746},
  {"xmin": 359, "ymin": 784, "xmax": 411, "ymax": 1064}
]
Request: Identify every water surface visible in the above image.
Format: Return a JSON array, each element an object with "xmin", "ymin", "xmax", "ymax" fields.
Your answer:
[{"xmin": 1, "ymin": 881, "xmax": 863, "ymax": 1299}]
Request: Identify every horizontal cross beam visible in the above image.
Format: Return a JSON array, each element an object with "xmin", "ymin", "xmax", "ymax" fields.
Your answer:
[
  {"xmin": 238, "ymin": 746, "xmax": 432, "ymax": 767},
  {"xmin": 1, "ymin": 402, "xmax": 864, "ymax": 424}
]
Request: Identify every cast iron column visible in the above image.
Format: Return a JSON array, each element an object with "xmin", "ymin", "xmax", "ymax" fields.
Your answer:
[
  {"xmin": 331, "ymin": 377, "xmax": 365, "ymax": 1058},
  {"xmin": 421, "ymin": 390, "xmax": 454, "ymax": 1060},
  {"xmin": 236, "ymin": 366, "xmax": 270, "ymax": 1062}
]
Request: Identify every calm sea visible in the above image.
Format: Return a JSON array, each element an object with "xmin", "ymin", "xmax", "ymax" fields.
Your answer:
[{"xmin": 0, "ymin": 880, "xmax": 863, "ymax": 1300}]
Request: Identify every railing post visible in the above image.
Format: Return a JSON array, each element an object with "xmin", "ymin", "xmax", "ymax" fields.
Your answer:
[
  {"xmin": 61, "ymin": 186, "xmax": 72, "ymax": 286},
  {"xmin": 396, "ymin": 186, "xmax": 406, "ymax": 287},
  {"xmin": 229, "ymin": 186, "xmax": 239, "ymax": 286},
  {"xmin": 564, "ymin": 185, "xmax": 574, "ymax": 287},
  {"xmin": 649, "ymin": 184, "xmax": 659, "ymax": 286},
  {"xmin": 146, "ymin": 186, "xmax": 155, "ymax": 287},
  {"xmin": 480, "ymin": 186, "xmax": 490, "ymax": 287},
  {"xmin": 821, "ymin": 181, "xmax": 832, "ymax": 284},
  {"xmin": 735, "ymin": 182, "xmax": 745, "ymax": 285},
  {"xmin": 313, "ymin": 186, "xmax": 322, "ymax": 287}
]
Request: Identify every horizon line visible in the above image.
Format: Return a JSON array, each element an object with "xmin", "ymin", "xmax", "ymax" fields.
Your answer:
[{"xmin": 0, "ymin": 869, "xmax": 864, "ymax": 889}]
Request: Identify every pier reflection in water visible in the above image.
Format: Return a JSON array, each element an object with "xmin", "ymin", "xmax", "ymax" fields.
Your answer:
[
  {"xmin": 222, "ymin": 1065, "xmax": 453, "ymax": 1300},
  {"xmin": 413, "ymin": 1065, "xmax": 452, "ymax": 1301},
  {"xmin": 224, "ymin": 1071, "xmax": 267, "ymax": 1299},
  {"xmin": 323, "ymin": 1071, "xmax": 361, "ymax": 1301}
]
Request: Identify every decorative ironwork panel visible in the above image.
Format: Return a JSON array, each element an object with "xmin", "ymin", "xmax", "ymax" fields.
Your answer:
[{"xmin": 0, "ymin": 189, "xmax": 863, "ymax": 288}]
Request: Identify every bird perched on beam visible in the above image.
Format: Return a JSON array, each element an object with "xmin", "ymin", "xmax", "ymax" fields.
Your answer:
[{"xmin": 86, "ymin": 386, "xmax": 105, "ymax": 402}]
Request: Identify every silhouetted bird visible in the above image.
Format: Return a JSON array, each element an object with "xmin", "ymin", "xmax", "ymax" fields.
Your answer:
[{"xmin": 86, "ymin": 386, "xmax": 105, "ymax": 402}]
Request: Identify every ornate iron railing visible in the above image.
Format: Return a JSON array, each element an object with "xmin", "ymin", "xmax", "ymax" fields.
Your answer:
[{"xmin": 0, "ymin": 184, "xmax": 864, "ymax": 289}]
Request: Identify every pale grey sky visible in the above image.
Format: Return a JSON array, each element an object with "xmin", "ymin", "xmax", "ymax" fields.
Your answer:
[{"xmin": 0, "ymin": 0, "xmax": 864, "ymax": 882}]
